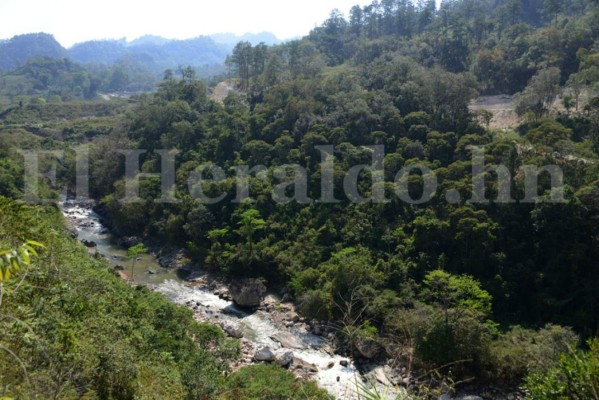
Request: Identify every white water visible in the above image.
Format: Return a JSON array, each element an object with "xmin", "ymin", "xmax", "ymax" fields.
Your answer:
[
  {"xmin": 154, "ymin": 279, "xmax": 362, "ymax": 398},
  {"xmin": 61, "ymin": 200, "xmax": 391, "ymax": 399}
]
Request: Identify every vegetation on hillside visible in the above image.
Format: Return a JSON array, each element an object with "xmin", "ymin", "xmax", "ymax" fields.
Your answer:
[
  {"xmin": 0, "ymin": 196, "xmax": 330, "ymax": 399},
  {"xmin": 1, "ymin": 0, "xmax": 599, "ymax": 397},
  {"xmin": 91, "ymin": 0, "xmax": 599, "ymax": 392}
]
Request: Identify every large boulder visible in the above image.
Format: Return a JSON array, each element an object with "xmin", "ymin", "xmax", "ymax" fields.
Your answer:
[
  {"xmin": 254, "ymin": 347, "xmax": 275, "ymax": 362},
  {"xmin": 275, "ymin": 350, "xmax": 294, "ymax": 367},
  {"xmin": 292, "ymin": 357, "xmax": 318, "ymax": 373},
  {"xmin": 354, "ymin": 337, "xmax": 382, "ymax": 359},
  {"xmin": 221, "ymin": 322, "xmax": 243, "ymax": 339},
  {"xmin": 367, "ymin": 366, "xmax": 392, "ymax": 386},
  {"xmin": 271, "ymin": 332, "xmax": 306, "ymax": 350},
  {"xmin": 229, "ymin": 279, "xmax": 266, "ymax": 308},
  {"xmin": 157, "ymin": 249, "xmax": 191, "ymax": 270}
]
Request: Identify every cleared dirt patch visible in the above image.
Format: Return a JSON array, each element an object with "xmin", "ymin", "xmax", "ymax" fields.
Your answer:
[
  {"xmin": 211, "ymin": 80, "xmax": 238, "ymax": 103},
  {"xmin": 470, "ymin": 94, "xmax": 519, "ymax": 130}
]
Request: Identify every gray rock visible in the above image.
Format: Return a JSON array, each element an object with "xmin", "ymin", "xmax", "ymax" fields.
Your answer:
[
  {"xmin": 340, "ymin": 359, "xmax": 349, "ymax": 367},
  {"xmin": 355, "ymin": 337, "xmax": 382, "ymax": 359},
  {"xmin": 222, "ymin": 323, "xmax": 243, "ymax": 339},
  {"xmin": 439, "ymin": 395, "xmax": 451, "ymax": 400},
  {"xmin": 275, "ymin": 350, "xmax": 294, "ymax": 367},
  {"xmin": 157, "ymin": 249, "xmax": 191, "ymax": 270},
  {"xmin": 271, "ymin": 331, "xmax": 306, "ymax": 349},
  {"xmin": 229, "ymin": 279, "xmax": 266, "ymax": 307},
  {"xmin": 383, "ymin": 365, "xmax": 401, "ymax": 385},
  {"xmin": 288, "ymin": 312, "xmax": 300, "ymax": 323},
  {"xmin": 254, "ymin": 347, "xmax": 275, "ymax": 362},
  {"xmin": 292, "ymin": 357, "xmax": 318, "ymax": 372},
  {"xmin": 368, "ymin": 366, "xmax": 391, "ymax": 386}
]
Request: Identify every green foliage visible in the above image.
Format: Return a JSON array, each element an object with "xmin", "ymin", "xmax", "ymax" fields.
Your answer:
[
  {"xmin": 223, "ymin": 364, "xmax": 331, "ymax": 399},
  {"xmin": 235, "ymin": 208, "xmax": 265, "ymax": 261},
  {"xmin": 422, "ymin": 270, "xmax": 492, "ymax": 317},
  {"xmin": 524, "ymin": 339, "xmax": 599, "ymax": 399},
  {"xmin": 415, "ymin": 306, "xmax": 495, "ymax": 370},
  {"xmin": 514, "ymin": 68, "xmax": 562, "ymax": 118},
  {"xmin": 0, "ymin": 197, "xmax": 240, "ymax": 399},
  {"xmin": 0, "ymin": 240, "xmax": 44, "ymax": 281},
  {"xmin": 526, "ymin": 120, "xmax": 572, "ymax": 146},
  {"xmin": 353, "ymin": 378, "xmax": 414, "ymax": 400},
  {"xmin": 127, "ymin": 243, "xmax": 148, "ymax": 258},
  {"xmin": 490, "ymin": 324, "xmax": 579, "ymax": 381},
  {"xmin": 0, "ymin": 57, "xmax": 96, "ymax": 100}
]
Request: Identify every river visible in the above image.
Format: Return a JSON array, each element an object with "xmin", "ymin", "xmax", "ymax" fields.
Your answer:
[{"xmin": 60, "ymin": 200, "xmax": 400, "ymax": 400}]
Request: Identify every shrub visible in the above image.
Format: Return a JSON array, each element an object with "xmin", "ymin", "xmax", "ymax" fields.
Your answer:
[
  {"xmin": 415, "ymin": 308, "xmax": 494, "ymax": 371},
  {"xmin": 489, "ymin": 324, "xmax": 578, "ymax": 381},
  {"xmin": 524, "ymin": 339, "xmax": 599, "ymax": 399},
  {"xmin": 223, "ymin": 364, "xmax": 331, "ymax": 399}
]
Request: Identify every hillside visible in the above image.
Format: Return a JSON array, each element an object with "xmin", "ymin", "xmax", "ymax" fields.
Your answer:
[
  {"xmin": 0, "ymin": 33, "xmax": 67, "ymax": 69},
  {"xmin": 0, "ymin": 196, "xmax": 329, "ymax": 399}
]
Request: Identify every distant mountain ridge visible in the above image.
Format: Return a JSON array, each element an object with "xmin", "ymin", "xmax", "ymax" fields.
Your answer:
[
  {"xmin": 67, "ymin": 36, "xmax": 229, "ymax": 69},
  {"xmin": 0, "ymin": 33, "xmax": 66, "ymax": 69},
  {"xmin": 0, "ymin": 31, "xmax": 283, "ymax": 72}
]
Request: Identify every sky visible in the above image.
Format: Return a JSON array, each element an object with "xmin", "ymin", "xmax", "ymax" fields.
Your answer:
[{"xmin": 0, "ymin": 0, "xmax": 377, "ymax": 47}]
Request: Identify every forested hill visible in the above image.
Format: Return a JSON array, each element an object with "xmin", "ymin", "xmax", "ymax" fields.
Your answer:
[
  {"xmin": 83, "ymin": 0, "xmax": 599, "ymax": 395},
  {"xmin": 67, "ymin": 36, "xmax": 229, "ymax": 68},
  {"xmin": 302, "ymin": 0, "xmax": 597, "ymax": 95},
  {"xmin": 0, "ymin": 33, "xmax": 67, "ymax": 69}
]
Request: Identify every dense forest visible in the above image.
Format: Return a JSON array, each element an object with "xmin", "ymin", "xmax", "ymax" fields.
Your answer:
[{"xmin": 2, "ymin": 0, "xmax": 599, "ymax": 398}]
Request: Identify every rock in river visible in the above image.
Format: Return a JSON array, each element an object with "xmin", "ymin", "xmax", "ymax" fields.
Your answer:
[
  {"xmin": 254, "ymin": 347, "xmax": 275, "ymax": 362},
  {"xmin": 221, "ymin": 322, "xmax": 243, "ymax": 339},
  {"xmin": 292, "ymin": 357, "xmax": 318, "ymax": 373},
  {"xmin": 229, "ymin": 278, "xmax": 266, "ymax": 307},
  {"xmin": 81, "ymin": 239, "xmax": 96, "ymax": 248},
  {"xmin": 275, "ymin": 350, "xmax": 294, "ymax": 367},
  {"xmin": 271, "ymin": 331, "xmax": 306, "ymax": 349}
]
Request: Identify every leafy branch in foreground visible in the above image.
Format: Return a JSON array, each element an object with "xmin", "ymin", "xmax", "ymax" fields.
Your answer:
[
  {"xmin": 0, "ymin": 239, "xmax": 44, "ymax": 392},
  {"xmin": 0, "ymin": 240, "xmax": 44, "ymax": 282}
]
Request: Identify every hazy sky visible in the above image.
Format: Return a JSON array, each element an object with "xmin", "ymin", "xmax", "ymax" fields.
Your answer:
[{"xmin": 0, "ymin": 0, "xmax": 377, "ymax": 47}]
